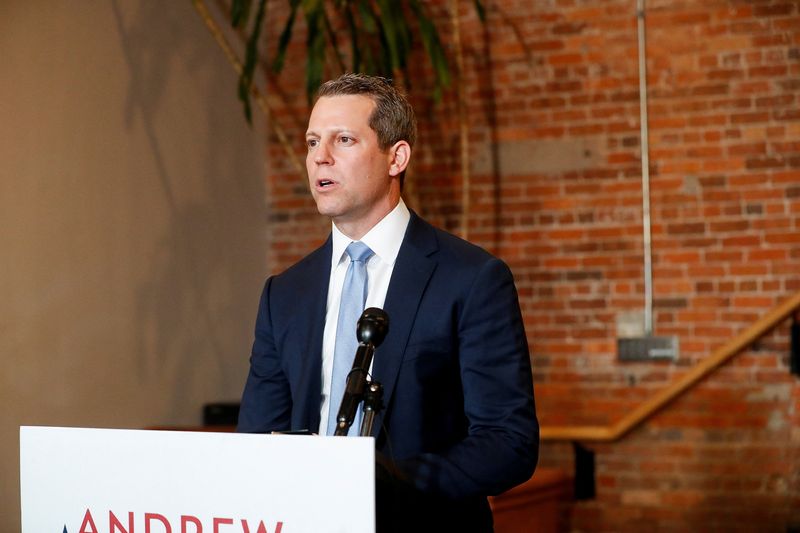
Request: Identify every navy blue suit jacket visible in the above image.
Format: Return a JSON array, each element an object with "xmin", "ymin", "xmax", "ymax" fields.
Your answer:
[{"xmin": 238, "ymin": 212, "xmax": 538, "ymax": 528}]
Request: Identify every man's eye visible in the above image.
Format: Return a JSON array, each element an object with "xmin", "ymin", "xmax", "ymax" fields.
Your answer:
[
  {"xmin": 339, "ymin": 136, "xmax": 353, "ymax": 144},
  {"xmin": 307, "ymin": 139, "xmax": 318, "ymax": 148}
]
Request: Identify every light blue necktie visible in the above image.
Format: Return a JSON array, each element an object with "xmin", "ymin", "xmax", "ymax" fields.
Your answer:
[{"xmin": 327, "ymin": 241, "xmax": 374, "ymax": 436}]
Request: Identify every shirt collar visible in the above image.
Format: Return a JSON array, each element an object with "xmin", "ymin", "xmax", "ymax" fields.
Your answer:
[{"xmin": 331, "ymin": 198, "xmax": 411, "ymax": 267}]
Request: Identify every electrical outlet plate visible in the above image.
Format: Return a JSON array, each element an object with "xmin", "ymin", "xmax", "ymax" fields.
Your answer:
[{"xmin": 617, "ymin": 336, "xmax": 679, "ymax": 361}]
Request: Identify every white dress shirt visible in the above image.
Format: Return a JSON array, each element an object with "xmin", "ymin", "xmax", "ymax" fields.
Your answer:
[{"xmin": 317, "ymin": 199, "xmax": 411, "ymax": 435}]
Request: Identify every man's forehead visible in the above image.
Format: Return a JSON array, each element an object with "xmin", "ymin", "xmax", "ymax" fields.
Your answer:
[{"xmin": 307, "ymin": 94, "xmax": 375, "ymax": 129}]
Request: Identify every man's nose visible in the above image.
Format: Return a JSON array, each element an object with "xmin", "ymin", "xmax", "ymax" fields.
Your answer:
[{"xmin": 314, "ymin": 142, "xmax": 333, "ymax": 164}]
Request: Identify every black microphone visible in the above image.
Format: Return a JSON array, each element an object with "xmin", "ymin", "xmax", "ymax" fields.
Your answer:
[{"xmin": 334, "ymin": 308, "xmax": 389, "ymax": 436}]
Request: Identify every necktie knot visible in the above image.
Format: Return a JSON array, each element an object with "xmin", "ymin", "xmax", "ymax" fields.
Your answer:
[{"xmin": 346, "ymin": 241, "xmax": 374, "ymax": 264}]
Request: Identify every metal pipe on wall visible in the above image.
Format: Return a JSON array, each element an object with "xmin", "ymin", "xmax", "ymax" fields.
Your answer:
[
  {"xmin": 617, "ymin": 0, "xmax": 678, "ymax": 361},
  {"xmin": 637, "ymin": 0, "xmax": 653, "ymax": 336}
]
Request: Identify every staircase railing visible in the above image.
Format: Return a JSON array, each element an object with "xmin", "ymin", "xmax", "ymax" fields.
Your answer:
[{"xmin": 540, "ymin": 290, "xmax": 800, "ymax": 442}]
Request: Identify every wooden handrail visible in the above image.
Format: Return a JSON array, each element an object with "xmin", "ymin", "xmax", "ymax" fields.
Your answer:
[{"xmin": 540, "ymin": 290, "xmax": 800, "ymax": 442}]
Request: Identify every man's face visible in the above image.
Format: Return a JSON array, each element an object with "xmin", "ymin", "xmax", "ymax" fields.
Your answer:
[{"xmin": 305, "ymin": 94, "xmax": 401, "ymax": 238}]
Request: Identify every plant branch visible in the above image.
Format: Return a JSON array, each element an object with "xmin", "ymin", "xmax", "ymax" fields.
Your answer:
[{"xmin": 191, "ymin": 0, "xmax": 304, "ymax": 175}]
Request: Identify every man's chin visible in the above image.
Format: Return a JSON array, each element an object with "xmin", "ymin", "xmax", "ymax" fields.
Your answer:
[{"xmin": 314, "ymin": 202, "xmax": 342, "ymax": 219}]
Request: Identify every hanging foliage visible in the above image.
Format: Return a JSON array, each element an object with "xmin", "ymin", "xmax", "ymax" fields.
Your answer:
[{"xmin": 229, "ymin": 0, "xmax": 485, "ymax": 124}]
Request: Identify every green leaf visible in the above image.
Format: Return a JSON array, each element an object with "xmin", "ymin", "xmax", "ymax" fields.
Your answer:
[
  {"xmin": 304, "ymin": 0, "xmax": 326, "ymax": 100},
  {"xmin": 322, "ymin": 8, "xmax": 346, "ymax": 72},
  {"xmin": 344, "ymin": 1, "xmax": 360, "ymax": 71},
  {"xmin": 352, "ymin": 1, "xmax": 380, "ymax": 75},
  {"xmin": 357, "ymin": 0, "xmax": 377, "ymax": 34},
  {"xmin": 409, "ymin": 0, "xmax": 451, "ymax": 94},
  {"xmin": 474, "ymin": 0, "xmax": 486, "ymax": 22},
  {"xmin": 375, "ymin": 0, "xmax": 403, "ymax": 71},
  {"xmin": 230, "ymin": 0, "xmax": 251, "ymax": 29},
  {"xmin": 237, "ymin": 0, "xmax": 268, "ymax": 124},
  {"xmin": 356, "ymin": 0, "xmax": 381, "ymax": 74},
  {"xmin": 272, "ymin": 0, "xmax": 301, "ymax": 73},
  {"xmin": 387, "ymin": 1, "xmax": 412, "ymax": 68}
]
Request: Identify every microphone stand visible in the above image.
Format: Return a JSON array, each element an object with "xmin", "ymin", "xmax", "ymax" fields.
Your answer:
[
  {"xmin": 333, "ymin": 308, "xmax": 389, "ymax": 437},
  {"xmin": 359, "ymin": 381, "xmax": 384, "ymax": 437}
]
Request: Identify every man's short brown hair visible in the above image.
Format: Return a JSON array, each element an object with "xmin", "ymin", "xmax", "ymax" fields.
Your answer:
[{"xmin": 317, "ymin": 73, "xmax": 417, "ymax": 151}]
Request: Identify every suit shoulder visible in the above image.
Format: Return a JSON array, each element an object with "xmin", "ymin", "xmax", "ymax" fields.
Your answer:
[
  {"xmin": 420, "ymin": 218, "xmax": 504, "ymax": 268},
  {"xmin": 269, "ymin": 238, "xmax": 331, "ymax": 286}
]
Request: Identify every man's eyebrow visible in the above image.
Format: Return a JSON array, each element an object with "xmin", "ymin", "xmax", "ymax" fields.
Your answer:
[{"xmin": 306, "ymin": 127, "xmax": 354, "ymax": 137}]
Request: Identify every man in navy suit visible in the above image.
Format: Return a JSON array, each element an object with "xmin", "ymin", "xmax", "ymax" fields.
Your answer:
[{"xmin": 238, "ymin": 73, "xmax": 538, "ymax": 532}]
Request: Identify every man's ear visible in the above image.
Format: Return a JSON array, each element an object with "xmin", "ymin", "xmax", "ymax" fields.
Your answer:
[{"xmin": 388, "ymin": 141, "xmax": 411, "ymax": 177}]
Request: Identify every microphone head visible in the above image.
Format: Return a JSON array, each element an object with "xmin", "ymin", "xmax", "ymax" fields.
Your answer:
[{"xmin": 357, "ymin": 307, "xmax": 389, "ymax": 347}]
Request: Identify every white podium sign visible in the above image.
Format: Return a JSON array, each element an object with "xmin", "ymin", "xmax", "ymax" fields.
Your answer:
[{"xmin": 20, "ymin": 426, "xmax": 375, "ymax": 533}]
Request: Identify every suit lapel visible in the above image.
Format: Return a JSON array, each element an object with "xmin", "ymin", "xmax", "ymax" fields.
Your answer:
[
  {"xmin": 293, "ymin": 236, "xmax": 332, "ymax": 432},
  {"xmin": 371, "ymin": 212, "xmax": 438, "ymax": 435}
]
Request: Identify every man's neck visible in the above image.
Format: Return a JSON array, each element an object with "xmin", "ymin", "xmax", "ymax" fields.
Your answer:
[{"xmin": 333, "ymin": 197, "xmax": 401, "ymax": 240}]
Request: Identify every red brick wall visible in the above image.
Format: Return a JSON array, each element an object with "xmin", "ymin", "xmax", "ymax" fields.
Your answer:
[{"xmin": 258, "ymin": 1, "xmax": 800, "ymax": 530}]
